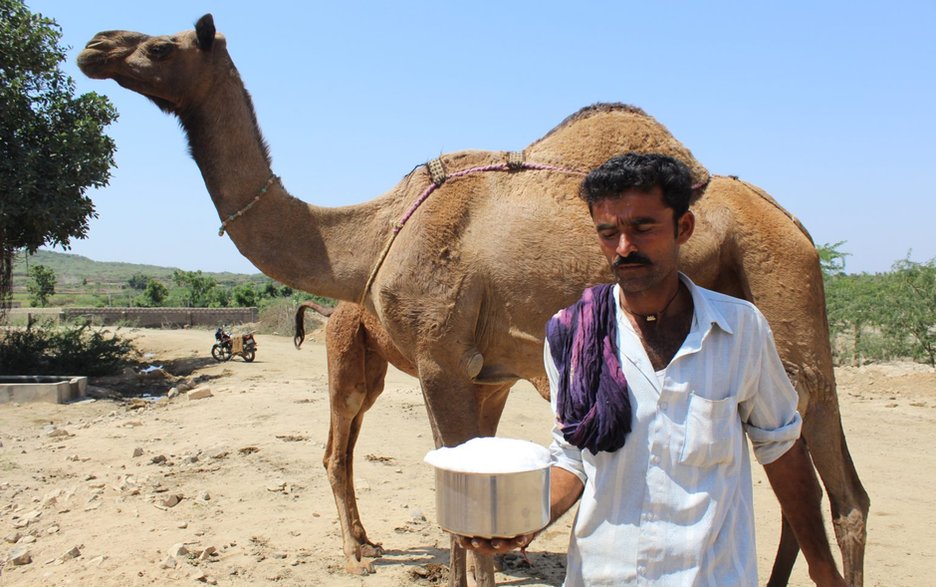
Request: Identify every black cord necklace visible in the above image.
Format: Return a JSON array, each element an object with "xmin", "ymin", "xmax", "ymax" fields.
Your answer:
[{"xmin": 624, "ymin": 285, "xmax": 682, "ymax": 323}]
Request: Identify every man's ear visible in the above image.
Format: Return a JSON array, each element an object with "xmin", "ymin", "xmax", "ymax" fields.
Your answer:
[{"xmin": 676, "ymin": 210, "xmax": 695, "ymax": 244}]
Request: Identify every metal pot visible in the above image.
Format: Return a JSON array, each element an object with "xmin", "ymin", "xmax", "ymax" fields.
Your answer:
[{"xmin": 433, "ymin": 466, "xmax": 550, "ymax": 539}]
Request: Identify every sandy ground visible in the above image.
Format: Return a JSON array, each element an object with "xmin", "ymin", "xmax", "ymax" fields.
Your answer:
[{"xmin": 1, "ymin": 326, "xmax": 935, "ymax": 586}]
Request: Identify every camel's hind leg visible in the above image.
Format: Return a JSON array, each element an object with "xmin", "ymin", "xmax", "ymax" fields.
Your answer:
[
  {"xmin": 764, "ymin": 389, "xmax": 869, "ymax": 587},
  {"xmin": 766, "ymin": 516, "xmax": 800, "ymax": 587},
  {"xmin": 322, "ymin": 309, "xmax": 388, "ymax": 575},
  {"xmin": 800, "ymin": 396, "xmax": 869, "ymax": 587}
]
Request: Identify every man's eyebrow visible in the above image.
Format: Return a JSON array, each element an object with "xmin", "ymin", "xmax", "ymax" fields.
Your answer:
[
  {"xmin": 595, "ymin": 216, "xmax": 659, "ymax": 230},
  {"xmin": 627, "ymin": 216, "xmax": 660, "ymax": 225}
]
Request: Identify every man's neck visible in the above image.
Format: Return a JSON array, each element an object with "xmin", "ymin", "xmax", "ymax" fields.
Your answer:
[{"xmin": 619, "ymin": 280, "xmax": 694, "ymax": 371}]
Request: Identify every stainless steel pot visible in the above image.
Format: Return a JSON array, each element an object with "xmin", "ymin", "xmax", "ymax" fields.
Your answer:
[{"xmin": 433, "ymin": 467, "xmax": 550, "ymax": 539}]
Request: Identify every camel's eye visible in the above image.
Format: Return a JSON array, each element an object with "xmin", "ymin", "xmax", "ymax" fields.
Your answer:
[{"xmin": 148, "ymin": 43, "xmax": 173, "ymax": 59}]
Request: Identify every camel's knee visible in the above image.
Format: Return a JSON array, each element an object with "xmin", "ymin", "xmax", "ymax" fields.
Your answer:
[
  {"xmin": 831, "ymin": 508, "xmax": 867, "ymax": 546},
  {"xmin": 332, "ymin": 384, "xmax": 368, "ymax": 416}
]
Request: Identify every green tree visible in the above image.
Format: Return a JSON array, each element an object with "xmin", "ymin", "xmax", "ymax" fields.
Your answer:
[
  {"xmin": 878, "ymin": 257, "xmax": 936, "ymax": 368},
  {"xmin": 817, "ymin": 241, "xmax": 850, "ymax": 278},
  {"xmin": 232, "ymin": 282, "xmax": 260, "ymax": 307},
  {"xmin": 825, "ymin": 272, "xmax": 891, "ymax": 365},
  {"xmin": 127, "ymin": 272, "xmax": 149, "ymax": 290},
  {"xmin": 0, "ymin": 0, "xmax": 117, "ymax": 315},
  {"xmin": 26, "ymin": 263, "xmax": 56, "ymax": 307},
  {"xmin": 138, "ymin": 278, "xmax": 168, "ymax": 307},
  {"xmin": 171, "ymin": 270, "xmax": 217, "ymax": 307}
]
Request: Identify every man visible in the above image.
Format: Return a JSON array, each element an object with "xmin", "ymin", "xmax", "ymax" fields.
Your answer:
[{"xmin": 459, "ymin": 153, "xmax": 846, "ymax": 586}]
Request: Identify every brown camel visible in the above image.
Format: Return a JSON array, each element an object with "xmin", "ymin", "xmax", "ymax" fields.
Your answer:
[{"xmin": 78, "ymin": 15, "xmax": 868, "ymax": 587}]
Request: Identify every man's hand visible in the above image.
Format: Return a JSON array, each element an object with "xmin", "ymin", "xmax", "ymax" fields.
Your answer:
[{"xmin": 454, "ymin": 533, "xmax": 536, "ymax": 556}]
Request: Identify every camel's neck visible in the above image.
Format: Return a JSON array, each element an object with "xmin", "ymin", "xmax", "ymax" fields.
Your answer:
[{"xmin": 176, "ymin": 66, "xmax": 394, "ymax": 302}]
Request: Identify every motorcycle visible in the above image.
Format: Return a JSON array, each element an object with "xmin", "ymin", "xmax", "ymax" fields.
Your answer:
[{"xmin": 211, "ymin": 326, "xmax": 257, "ymax": 362}]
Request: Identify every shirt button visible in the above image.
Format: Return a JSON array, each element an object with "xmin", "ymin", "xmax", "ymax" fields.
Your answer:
[{"xmin": 650, "ymin": 454, "xmax": 660, "ymax": 465}]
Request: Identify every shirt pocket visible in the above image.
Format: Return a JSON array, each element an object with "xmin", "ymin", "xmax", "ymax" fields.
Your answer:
[{"xmin": 678, "ymin": 393, "xmax": 741, "ymax": 467}]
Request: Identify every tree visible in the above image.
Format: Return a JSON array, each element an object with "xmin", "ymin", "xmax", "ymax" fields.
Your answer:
[
  {"xmin": 825, "ymin": 271, "xmax": 891, "ymax": 365},
  {"xmin": 138, "ymin": 278, "xmax": 168, "ymax": 307},
  {"xmin": 127, "ymin": 273, "xmax": 150, "ymax": 290},
  {"xmin": 26, "ymin": 263, "xmax": 56, "ymax": 307},
  {"xmin": 171, "ymin": 270, "xmax": 217, "ymax": 307},
  {"xmin": 232, "ymin": 282, "xmax": 260, "ymax": 307},
  {"xmin": 0, "ymin": 0, "xmax": 117, "ymax": 315},
  {"xmin": 879, "ymin": 257, "xmax": 936, "ymax": 368},
  {"xmin": 817, "ymin": 241, "xmax": 850, "ymax": 278}
]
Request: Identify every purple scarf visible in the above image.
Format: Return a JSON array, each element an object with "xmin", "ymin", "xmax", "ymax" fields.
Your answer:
[{"xmin": 547, "ymin": 283, "xmax": 632, "ymax": 454}]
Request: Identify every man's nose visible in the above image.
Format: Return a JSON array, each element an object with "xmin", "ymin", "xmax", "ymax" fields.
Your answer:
[{"xmin": 616, "ymin": 234, "xmax": 637, "ymax": 256}]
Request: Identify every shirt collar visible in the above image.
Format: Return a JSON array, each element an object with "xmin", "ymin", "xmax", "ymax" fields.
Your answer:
[{"xmin": 679, "ymin": 272, "xmax": 734, "ymax": 336}]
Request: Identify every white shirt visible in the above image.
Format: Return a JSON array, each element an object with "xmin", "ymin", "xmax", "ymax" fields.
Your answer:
[{"xmin": 547, "ymin": 275, "xmax": 802, "ymax": 587}]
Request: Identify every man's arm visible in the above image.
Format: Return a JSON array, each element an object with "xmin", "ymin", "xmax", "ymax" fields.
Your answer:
[
  {"xmin": 456, "ymin": 465, "xmax": 584, "ymax": 555},
  {"xmin": 763, "ymin": 439, "xmax": 848, "ymax": 587}
]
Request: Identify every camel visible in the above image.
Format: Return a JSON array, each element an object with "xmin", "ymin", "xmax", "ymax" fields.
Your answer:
[{"xmin": 77, "ymin": 14, "xmax": 868, "ymax": 587}]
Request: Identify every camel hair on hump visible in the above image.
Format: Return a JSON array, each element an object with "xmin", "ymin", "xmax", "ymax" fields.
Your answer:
[{"xmin": 78, "ymin": 14, "xmax": 868, "ymax": 587}]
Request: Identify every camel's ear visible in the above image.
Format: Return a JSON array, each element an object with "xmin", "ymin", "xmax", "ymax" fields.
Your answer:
[{"xmin": 195, "ymin": 14, "xmax": 216, "ymax": 50}]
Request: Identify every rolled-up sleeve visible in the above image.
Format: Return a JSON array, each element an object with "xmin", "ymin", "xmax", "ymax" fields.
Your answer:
[
  {"xmin": 545, "ymin": 340, "xmax": 588, "ymax": 483},
  {"xmin": 740, "ymin": 315, "xmax": 803, "ymax": 465}
]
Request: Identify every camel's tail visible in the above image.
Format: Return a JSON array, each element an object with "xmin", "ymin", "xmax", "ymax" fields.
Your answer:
[{"xmin": 294, "ymin": 300, "xmax": 336, "ymax": 349}]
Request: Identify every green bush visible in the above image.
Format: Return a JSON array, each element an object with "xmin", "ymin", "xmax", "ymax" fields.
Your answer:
[{"xmin": 0, "ymin": 320, "xmax": 137, "ymax": 376}]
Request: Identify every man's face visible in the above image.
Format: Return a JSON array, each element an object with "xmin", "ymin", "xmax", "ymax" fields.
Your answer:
[{"xmin": 590, "ymin": 187, "xmax": 694, "ymax": 294}]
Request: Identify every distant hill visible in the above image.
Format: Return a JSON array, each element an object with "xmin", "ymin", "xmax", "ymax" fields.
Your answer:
[{"xmin": 10, "ymin": 249, "xmax": 268, "ymax": 300}]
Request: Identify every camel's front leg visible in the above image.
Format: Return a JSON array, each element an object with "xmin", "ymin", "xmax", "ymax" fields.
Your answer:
[{"xmin": 419, "ymin": 358, "xmax": 513, "ymax": 587}]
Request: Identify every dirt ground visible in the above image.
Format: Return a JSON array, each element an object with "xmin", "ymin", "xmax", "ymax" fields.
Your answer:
[{"xmin": 1, "ymin": 326, "xmax": 934, "ymax": 586}]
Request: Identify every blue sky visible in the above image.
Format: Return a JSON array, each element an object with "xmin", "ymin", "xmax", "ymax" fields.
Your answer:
[{"xmin": 33, "ymin": 1, "xmax": 936, "ymax": 275}]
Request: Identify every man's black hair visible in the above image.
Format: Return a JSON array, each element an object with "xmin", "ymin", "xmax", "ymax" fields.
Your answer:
[{"xmin": 580, "ymin": 153, "xmax": 694, "ymax": 224}]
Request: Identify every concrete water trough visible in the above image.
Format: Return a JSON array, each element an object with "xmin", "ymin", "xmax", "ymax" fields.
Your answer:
[{"xmin": 0, "ymin": 375, "xmax": 87, "ymax": 404}]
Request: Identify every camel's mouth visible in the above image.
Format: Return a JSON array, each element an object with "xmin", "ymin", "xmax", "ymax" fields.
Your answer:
[
  {"xmin": 76, "ymin": 32, "xmax": 147, "ymax": 78},
  {"xmin": 76, "ymin": 51, "xmax": 110, "ymax": 78}
]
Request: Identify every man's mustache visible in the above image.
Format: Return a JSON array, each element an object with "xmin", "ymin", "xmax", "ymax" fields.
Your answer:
[{"xmin": 612, "ymin": 254, "xmax": 652, "ymax": 267}]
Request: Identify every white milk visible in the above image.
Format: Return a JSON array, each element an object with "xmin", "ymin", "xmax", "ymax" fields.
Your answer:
[{"xmin": 424, "ymin": 437, "xmax": 550, "ymax": 474}]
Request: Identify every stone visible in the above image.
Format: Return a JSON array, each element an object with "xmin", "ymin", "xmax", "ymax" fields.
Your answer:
[
  {"xmin": 160, "ymin": 494, "xmax": 184, "ymax": 508},
  {"xmin": 132, "ymin": 447, "xmax": 144, "ymax": 458},
  {"xmin": 198, "ymin": 546, "xmax": 218, "ymax": 561},
  {"xmin": 168, "ymin": 543, "xmax": 189, "ymax": 558},
  {"xmin": 187, "ymin": 387, "xmax": 213, "ymax": 400},
  {"xmin": 60, "ymin": 545, "xmax": 82, "ymax": 560},
  {"xmin": 4, "ymin": 531, "xmax": 22, "ymax": 543},
  {"xmin": 7, "ymin": 546, "xmax": 32, "ymax": 565},
  {"xmin": 160, "ymin": 555, "xmax": 178, "ymax": 569}
]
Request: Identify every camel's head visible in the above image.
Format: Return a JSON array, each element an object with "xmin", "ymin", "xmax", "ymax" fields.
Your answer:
[{"xmin": 77, "ymin": 14, "xmax": 227, "ymax": 114}]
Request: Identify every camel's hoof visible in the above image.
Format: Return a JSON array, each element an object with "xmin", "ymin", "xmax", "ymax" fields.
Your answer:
[
  {"xmin": 345, "ymin": 559, "xmax": 376, "ymax": 576},
  {"xmin": 360, "ymin": 543, "xmax": 383, "ymax": 558}
]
